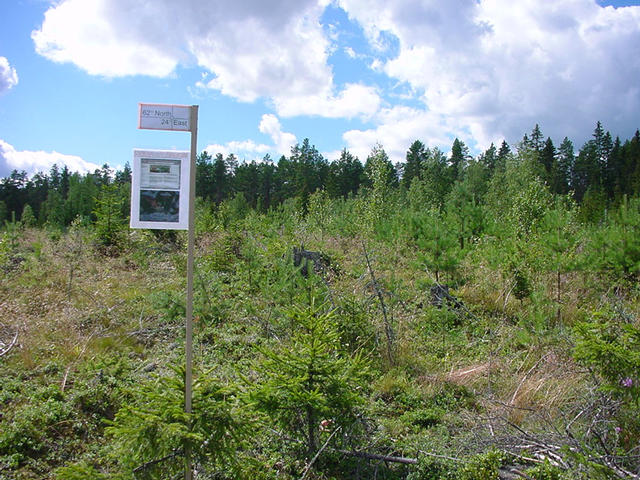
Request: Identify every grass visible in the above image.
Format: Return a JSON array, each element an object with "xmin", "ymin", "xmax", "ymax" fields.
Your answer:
[{"xmin": 0, "ymin": 213, "xmax": 638, "ymax": 479}]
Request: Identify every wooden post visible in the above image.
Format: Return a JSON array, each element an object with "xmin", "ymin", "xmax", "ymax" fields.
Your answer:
[{"xmin": 185, "ymin": 105, "xmax": 198, "ymax": 480}]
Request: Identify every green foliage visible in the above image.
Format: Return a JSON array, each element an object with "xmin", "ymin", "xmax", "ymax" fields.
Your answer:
[
  {"xmin": 56, "ymin": 462, "xmax": 114, "ymax": 480},
  {"xmin": 217, "ymin": 192, "xmax": 251, "ymax": 228},
  {"xmin": 21, "ymin": 203, "xmax": 37, "ymax": 227},
  {"xmin": 407, "ymin": 450, "xmax": 504, "ymax": 480},
  {"xmin": 0, "ymin": 212, "xmax": 22, "ymax": 271},
  {"xmin": 587, "ymin": 196, "xmax": 640, "ymax": 278},
  {"xmin": 508, "ymin": 177, "xmax": 552, "ymax": 237},
  {"xmin": 306, "ymin": 188, "xmax": 333, "ymax": 240},
  {"xmin": 407, "ymin": 456, "xmax": 458, "ymax": 480},
  {"xmin": 93, "ymin": 183, "xmax": 127, "ymax": 248},
  {"xmin": 334, "ymin": 294, "xmax": 378, "ymax": 353},
  {"xmin": 250, "ymin": 300, "xmax": 371, "ymax": 457},
  {"xmin": 459, "ymin": 450, "xmax": 504, "ymax": 480},
  {"xmin": 409, "ymin": 209, "xmax": 460, "ymax": 282},
  {"xmin": 3, "ymin": 126, "xmax": 640, "ymax": 479},
  {"xmin": 524, "ymin": 461, "xmax": 565, "ymax": 480},
  {"xmin": 573, "ymin": 314, "xmax": 640, "ymax": 400},
  {"xmin": 445, "ymin": 180, "xmax": 484, "ymax": 249},
  {"xmin": 0, "ymin": 393, "xmax": 74, "ymax": 469},
  {"xmin": 0, "ymin": 230, "xmax": 12, "ymax": 269},
  {"xmin": 362, "ymin": 144, "xmax": 395, "ymax": 232},
  {"xmin": 105, "ymin": 365, "xmax": 246, "ymax": 479},
  {"xmin": 0, "ymin": 199, "xmax": 7, "ymax": 224}
]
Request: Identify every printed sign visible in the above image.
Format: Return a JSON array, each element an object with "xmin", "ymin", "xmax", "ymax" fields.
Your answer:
[
  {"xmin": 138, "ymin": 103, "xmax": 191, "ymax": 131},
  {"xmin": 130, "ymin": 149, "xmax": 190, "ymax": 229}
]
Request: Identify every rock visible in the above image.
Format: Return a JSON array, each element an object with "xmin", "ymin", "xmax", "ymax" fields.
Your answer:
[{"xmin": 293, "ymin": 246, "xmax": 331, "ymax": 277}]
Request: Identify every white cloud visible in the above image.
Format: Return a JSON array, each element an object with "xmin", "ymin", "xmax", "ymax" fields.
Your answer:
[
  {"xmin": 339, "ymin": 0, "xmax": 640, "ymax": 148},
  {"xmin": 31, "ymin": 0, "xmax": 383, "ymax": 120},
  {"xmin": 0, "ymin": 139, "xmax": 100, "ymax": 177},
  {"xmin": 342, "ymin": 106, "xmax": 462, "ymax": 164},
  {"xmin": 32, "ymin": 0, "xmax": 179, "ymax": 77},
  {"xmin": 203, "ymin": 114, "xmax": 297, "ymax": 160},
  {"xmin": 0, "ymin": 57, "xmax": 18, "ymax": 93},
  {"xmin": 30, "ymin": 0, "xmax": 640, "ymax": 151},
  {"xmin": 203, "ymin": 140, "xmax": 272, "ymax": 160},
  {"xmin": 259, "ymin": 114, "xmax": 297, "ymax": 155},
  {"xmin": 273, "ymin": 83, "xmax": 381, "ymax": 119},
  {"xmin": 344, "ymin": 46, "xmax": 357, "ymax": 58}
]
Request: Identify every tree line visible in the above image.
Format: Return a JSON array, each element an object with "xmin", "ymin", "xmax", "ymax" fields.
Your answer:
[{"xmin": 1, "ymin": 121, "xmax": 639, "ymax": 229}]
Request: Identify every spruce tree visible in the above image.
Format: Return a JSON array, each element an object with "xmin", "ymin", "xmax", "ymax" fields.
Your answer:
[
  {"xmin": 251, "ymin": 301, "xmax": 370, "ymax": 458},
  {"xmin": 530, "ymin": 123, "xmax": 544, "ymax": 153},
  {"xmin": 540, "ymin": 137, "xmax": 556, "ymax": 178},
  {"xmin": 93, "ymin": 183, "xmax": 126, "ymax": 247}
]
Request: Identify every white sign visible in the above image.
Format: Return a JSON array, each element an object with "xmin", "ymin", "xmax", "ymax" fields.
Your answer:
[
  {"xmin": 130, "ymin": 149, "xmax": 190, "ymax": 230},
  {"xmin": 138, "ymin": 103, "xmax": 191, "ymax": 131}
]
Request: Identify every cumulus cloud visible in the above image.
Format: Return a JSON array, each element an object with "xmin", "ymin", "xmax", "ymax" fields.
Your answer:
[
  {"xmin": 274, "ymin": 83, "xmax": 381, "ymax": 119},
  {"xmin": 202, "ymin": 140, "xmax": 272, "ymax": 160},
  {"xmin": 31, "ymin": 0, "xmax": 640, "ymax": 154},
  {"xmin": 342, "ymin": 106, "xmax": 463, "ymax": 163},
  {"xmin": 32, "ymin": 0, "xmax": 180, "ymax": 77},
  {"xmin": 339, "ymin": 0, "xmax": 640, "ymax": 150},
  {"xmin": 0, "ymin": 57, "xmax": 18, "ymax": 93},
  {"xmin": 31, "ymin": 0, "xmax": 384, "ymax": 120},
  {"xmin": 204, "ymin": 114, "xmax": 297, "ymax": 160},
  {"xmin": 259, "ymin": 114, "xmax": 297, "ymax": 155},
  {"xmin": 0, "ymin": 139, "xmax": 101, "ymax": 178}
]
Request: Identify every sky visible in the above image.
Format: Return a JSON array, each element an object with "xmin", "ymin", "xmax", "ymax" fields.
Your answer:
[{"xmin": 1, "ymin": 0, "xmax": 639, "ymax": 178}]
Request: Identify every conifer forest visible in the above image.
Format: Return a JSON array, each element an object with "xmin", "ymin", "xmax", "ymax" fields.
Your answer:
[{"xmin": 1, "ymin": 122, "xmax": 640, "ymax": 479}]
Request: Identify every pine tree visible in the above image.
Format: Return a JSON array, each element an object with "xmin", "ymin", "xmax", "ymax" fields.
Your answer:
[
  {"xmin": 0, "ymin": 200, "xmax": 7, "ymax": 225},
  {"xmin": 114, "ymin": 162, "xmax": 132, "ymax": 185},
  {"xmin": 550, "ymin": 137, "xmax": 574, "ymax": 195},
  {"xmin": 573, "ymin": 141, "xmax": 599, "ymax": 203},
  {"xmin": 327, "ymin": 148, "xmax": 363, "ymax": 199},
  {"xmin": 43, "ymin": 190, "xmax": 66, "ymax": 228},
  {"xmin": 587, "ymin": 196, "xmax": 640, "ymax": 278},
  {"xmin": 495, "ymin": 140, "xmax": 511, "ymax": 174},
  {"xmin": 257, "ymin": 156, "xmax": 276, "ymax": 210},
  {"xmin": 445, "ymin": 180, "xmax": 484, "ymax": 250},
  {"xmin": 403, "ymin": 140, "xmax": 427, "ymax": 189},
  {"xmin": 479, "ymin": 142, "xmax": 498, "ymax": 173},
  {"xmin": 410, "ymin": 209, "xmax": 460, "ymax": 282},
  {"xmin": 449, "ymin": 138, "xmax": 470, "ymax": 182},
  {"xmin": 606, "ymin": 136, "xmax": 623, "ymax": 199},
  {"xmin": 21, "ymin": 204, "xmax": 36, "ymax": 227},
  {"xmin": 540, "ymin": 203, "xmax": 579, "ymax": 323}
]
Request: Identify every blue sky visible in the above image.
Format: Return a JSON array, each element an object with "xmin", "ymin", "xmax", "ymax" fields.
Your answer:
[{"xmin": 1, "ymin": 0, "xmax": 639, "ymax": 177}]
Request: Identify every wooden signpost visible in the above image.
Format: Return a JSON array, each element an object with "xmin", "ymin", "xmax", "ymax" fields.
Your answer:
[{"xmin": 135, "ymin": 103, "xmax": 198, "ymax": 480}]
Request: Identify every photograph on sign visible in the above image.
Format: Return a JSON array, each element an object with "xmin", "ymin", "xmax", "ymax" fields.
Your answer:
[{"xmin": 131, "ymin": 150, "xmax": 190, "ymax": 230}]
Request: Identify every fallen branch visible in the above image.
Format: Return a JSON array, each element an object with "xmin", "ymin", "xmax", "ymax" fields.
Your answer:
[
  {"xmin": 510, "ymin": 354, "xmax": 550, "ymax": 405},
  {"xmin": 0, "ymin": 330, "xmax": 18, "ymax": 357},
  {"xmin": 133, "ymin": 449, "xmax": 182, "ymax": 474},
  {"xmin": 299, "ymin": 427, "xmax": 341, "ymax": 480},
  {"xmin": 338, "ymin": 449, "xmax": 417, "ymax": 465},
  {"xmin": 418, "ymin": 450, "xmax": 462, "ymax": 463},
  {"xmin": 362, "ymin": 241, "xmax": 394, "ymax": 365}
]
